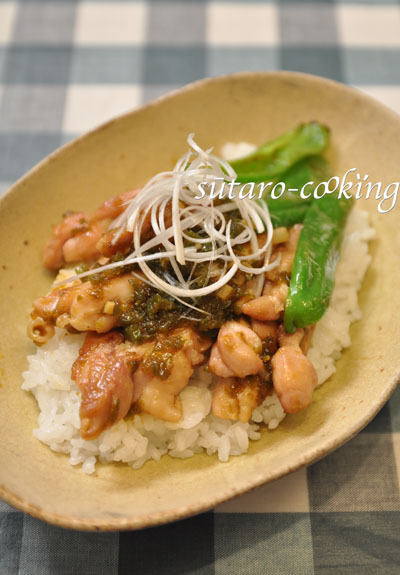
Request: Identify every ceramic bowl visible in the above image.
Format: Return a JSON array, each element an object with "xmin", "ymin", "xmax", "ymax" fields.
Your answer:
[{"xmin": 0, "ymin": 72, "xmax": 399, "ymax": 530}]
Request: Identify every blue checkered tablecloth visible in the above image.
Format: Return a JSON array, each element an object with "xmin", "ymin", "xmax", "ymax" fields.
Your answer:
[{"xmin": 1, "ymin": 1, "xmax": 400, "ymax": 574}]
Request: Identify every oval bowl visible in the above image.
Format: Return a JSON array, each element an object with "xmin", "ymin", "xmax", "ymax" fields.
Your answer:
[{"xmin": 0, "ymin": 71, "xmax": 399, "ymax": 530}]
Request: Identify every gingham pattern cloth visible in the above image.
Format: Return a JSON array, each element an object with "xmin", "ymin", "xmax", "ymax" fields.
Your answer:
[{"xmin": 0, "ymin": 1, "xmax": 400, "ymax": 573}]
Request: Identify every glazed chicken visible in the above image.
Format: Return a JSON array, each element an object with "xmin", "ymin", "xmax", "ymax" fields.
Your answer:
[
  {"xmin": 32, "ymin": 274, "xmax": 139, "ymax": 333},
  {"xmin": 271, "ymin": 326, "xmax": 318, "ymax": 413},
  {"xmin": 71, "ymin": 332, "xmax": 137, "ymax": 439},
  {"xmin": 72, "ymin": 327, "xmax": 210, "ymax": 438},
  {"xmin": 28, "ymin": 187, "xmax": 320, "ymax": 441},
  {"xmin": 43, "ymin": 189, "xmax": 140, "ymax": 270}
]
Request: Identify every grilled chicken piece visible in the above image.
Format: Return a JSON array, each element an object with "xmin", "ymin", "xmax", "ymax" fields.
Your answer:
[
  {"xmin": 241, "ymin": 281, "xmax": 288, "ymax": 321},
  {"xmin": 135, "ymin": 350, "xmax": 193, "ymax": 422},
  {"xmin": 92, "ymin": 189, "xmax": 139, "ymax": 221},
  {"xmin": 134, "ymin": 326, "xmax": 210, "ymax": 422},
  {"xmin": 43, "ymin": 189, "xmax": 140, "ymax": 270},
  {"xmin": 96, "ymin": 228, "xmax": 134, "ymax": 258},
  {"xmin": 212, "ymin": 376, "xmax": 269, "ymax": 423},
  {"xmin": 215, "ymin": 321, "xmax": 263, "ymax": 378},
  {"xmin": 43, "ymin": 212, "xmax": 90, "ymax": 270},
  {"xmin": 271, "ymin": 327, "xmax": 318, "ymax": 414},
  {"xmin": 72, "ymin": 325, "xmax": 210, "ymax": 437},
  {"xmin": 32, "ymin": 274, "xmax": 139, "ymax": 335},
  {"xmin": 71, "ymin": 332, "xmax": 137, "ymax": 439}
]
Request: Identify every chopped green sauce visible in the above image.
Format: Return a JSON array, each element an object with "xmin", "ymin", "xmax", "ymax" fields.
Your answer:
[{"xmin": 119, "ymin": 278, "xmax": 247, "ymax": 343}]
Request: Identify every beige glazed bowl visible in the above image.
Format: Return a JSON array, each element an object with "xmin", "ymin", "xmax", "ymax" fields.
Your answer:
[{"xmin": 0, "ymin": 72, "xmax": 399, "ymax": 530}]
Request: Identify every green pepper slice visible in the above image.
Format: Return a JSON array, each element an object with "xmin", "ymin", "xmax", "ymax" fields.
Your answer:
[
  {"xmin": 269, "ymin": 205, "xmax": 310, "ymax": 228},
  {"xmin": 256, "ymin": 156, "xmax": 331, "ymax": 227},
  {"xmin": 284, "ymin": 194, "xmax": 354, "ymax": 333},
  {"xmin": 231, "ymin": 122, "xmax": 330, "ymax": 183}
]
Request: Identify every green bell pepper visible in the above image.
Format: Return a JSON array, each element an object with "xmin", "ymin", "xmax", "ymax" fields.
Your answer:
[
  {"xmin": 269, "ymin": 204, "xmax": 310, "ymax": 228},
  {"xmin": 283, "ymin": 193, "xmax": 354, "ymax": 333},
  {"xmin": 230, "ymin": 122, "xmax": 330, "ymax": 183},
  {"xmin": 257, "ymin": 156, "xmax": 331, "ymax": 227}
]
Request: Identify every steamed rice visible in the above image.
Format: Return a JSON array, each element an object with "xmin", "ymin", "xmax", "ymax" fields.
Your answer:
[{"xmin": 22, "ymin": 207, "xmax": 374, "ymax": 474}]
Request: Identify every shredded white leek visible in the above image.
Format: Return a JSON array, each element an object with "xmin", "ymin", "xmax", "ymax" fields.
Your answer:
[{"xmin": 60, "ymin": 135, "xmax": 277, "ymax": 305}]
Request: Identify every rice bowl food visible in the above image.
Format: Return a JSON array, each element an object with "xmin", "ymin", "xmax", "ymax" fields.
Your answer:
[{"xmin": 22, "ymin": 125, "xmax": 374, "ymax": 475}]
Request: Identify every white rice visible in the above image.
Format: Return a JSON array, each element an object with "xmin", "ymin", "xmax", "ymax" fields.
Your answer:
[
  {"xmin": 220, "ymin": 141, "xmax": 257, "ymax": 161},
  {"xmin": 22, "ymin": 207, "xmax": 374, "ymax": 474}
]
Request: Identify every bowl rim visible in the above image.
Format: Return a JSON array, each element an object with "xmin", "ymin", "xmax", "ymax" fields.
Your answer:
[
  {"xmin": 0, "ymin": 70, "xmax": 399, "ymax": 531},
  {"xmin": 1, "ymin": 69, "xmax": 400, "ymax": 209}
]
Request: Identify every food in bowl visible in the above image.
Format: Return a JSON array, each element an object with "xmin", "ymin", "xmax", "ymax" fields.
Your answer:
[{"xmin": 22, "ymin": 124, "xmax": 374, "ymax": 474}]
